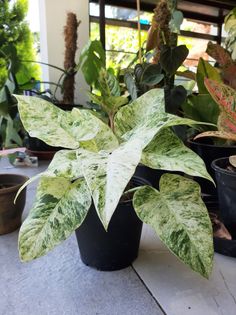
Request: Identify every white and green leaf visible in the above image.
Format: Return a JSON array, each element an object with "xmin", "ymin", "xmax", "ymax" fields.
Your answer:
[
  {"xmin": 78, "ymin": 139, "xmax": 143, "ymax": 229},
  {"xmin": 15, "ymin": 96, "xmax": 101, "ymax": 149},
  {"xmin": 133, "ymin": 174, "xmax": 213, "ymax": 278},
  {"xmin": 114, "ymin": 89, "xmax": 214, "ymax": 150},
  {"xmin": 141, "ymin": 128, "xmax": 213, "ymax": 183},
  {"xmin": 19, "ymin": 176, "xmax": 91, "ymax": 261},
  {"xmin": 114, "ymin": 88, "xmax": 165, "ymax": 139},
  {"xmin": 71, "ymin": 108, "xmax": 119, "ymax": 152}
]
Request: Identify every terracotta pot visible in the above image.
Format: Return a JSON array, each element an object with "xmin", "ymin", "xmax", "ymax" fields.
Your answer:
[{"xmin": 0, "ymin": 174, "xmax": 28, "ymax": 235}]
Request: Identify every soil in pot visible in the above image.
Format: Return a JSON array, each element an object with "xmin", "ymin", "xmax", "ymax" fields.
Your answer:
[
  {"xmin": 75, "ymin": 177, "xmax": 149, "ymax": 271},
  {"xmin": 187, "ymin": 137, "xmax": 236, "ymax": 196},
  {"xmin": 0, "ymin": 174, "xmax": 28, "ymax": 235}
]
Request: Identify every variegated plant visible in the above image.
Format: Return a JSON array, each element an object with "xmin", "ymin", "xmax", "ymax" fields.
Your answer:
[
  {"xmin": 195, "ymin": 78, "xmax": 236, "ymax": 143},
  {"xmin": 15, "ymin": 87, "xmax": 214, "ymax": 278}
]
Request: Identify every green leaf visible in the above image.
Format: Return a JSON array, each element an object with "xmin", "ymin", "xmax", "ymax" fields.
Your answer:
[
  {"xmin": 124, "ymin": 72, "xmax": 137, "ymax": 101},
  {"xmin": 98, "ymin": 68, "xmax": 121, "ymax": 97},
  {"xmin": 19, "ymin": 176, "xmax": 91, "ymax": 261},
  {"xmin": 170, "ymin": 10, "xmax": 184, "ymax": 33},
  {"xmin": 15, "ymin": 95, "xmax": 104, "ymax": 149},
  {"xmin": 196, "ymin": 58, "xmax": 222, "ymax": 94},
  {"xmin": 4, "ymin": 115, "xmax": 23, "ymax": 148},
  {"xmin": 141, "ymin": 128, "xmax": 213, "ymax": 183},
  {"xmin": 141, "ymin": 64, "xmax": 164, "ymax": 86},
  {"xmin": 182, "ymin": 94, "xmax": 220, "ymax": 127},
  {"xmin": 78, "ymin": 139, "xmax": 143, "ymax": 229},
  {"xmin": 160, "ymin": 45, "xmax": 189, "ymax": 77},
  {"xmin": 133, "ymin": 174, "xmax": 213, "ymax": 278},
  {"xmin": 77, "ymin": 40, "xmax": 105, "ymax": 86}
]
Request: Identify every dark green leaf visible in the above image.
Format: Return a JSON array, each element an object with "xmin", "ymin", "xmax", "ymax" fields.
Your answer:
[
  {"xmin": 160, "ymin": 45, "xmax": 189, "ymax": 77},
  {"xmin": 141, "ymin": 64, "xmax": 164, "ymax": 86}
]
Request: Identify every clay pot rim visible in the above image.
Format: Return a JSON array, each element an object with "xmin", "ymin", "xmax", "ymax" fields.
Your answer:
[{"xmin": 0, "ymin": 174, "xmax": 29, "ymax": 195}]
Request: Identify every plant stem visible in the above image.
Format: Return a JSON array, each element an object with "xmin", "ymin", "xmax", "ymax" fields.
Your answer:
[
  {"xmin": 136, "ymin": 0, "xmax": 142, "ymax": 64},
  {"xmin": 109, "ymin": 114, "xmax": 115, "ymax": 132}
]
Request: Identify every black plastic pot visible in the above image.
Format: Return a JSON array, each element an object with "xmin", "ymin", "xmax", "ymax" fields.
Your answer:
[
  {"xmin": 75, "ymin": 177, "xmax": 148, "ymax": 271},
  {"xmin": 211, "ymin": 157, "xmax": 236, "ymax": 257},
  {"xmin": 187, "ymin": 138, "xmax": 236, "ymax": 195},
  {"xmin": 212, "ymin": 157, "xmax": 236, "ymax": 227}
]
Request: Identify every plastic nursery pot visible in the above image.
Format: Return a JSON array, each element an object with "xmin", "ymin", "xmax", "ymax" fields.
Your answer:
[
  {"xmin": 212, "ymin": 157, "xmax": 236, "ymax": 228},
  {"xmin": 75, "ymin": 177, "xmax": 149, "ymax": 271},
  {"xmin": 0, "ymin": 174, "xmax": 28, "ymax": 235},
  {"xmin": 211, "ymin": 157, "xmax": 236, "ymax": 257},
  {"xmin": 187, "ymin": 137, "xmax": 236, "ymax": 196}
]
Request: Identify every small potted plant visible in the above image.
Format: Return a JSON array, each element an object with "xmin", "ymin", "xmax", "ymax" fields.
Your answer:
[
  {"xmin": 0, "ymin": 173, "xmax": 28, "ymax": 234},
  {"xmin": 15, "ymin": 84, "xmax": 214, "ymax": 278}
]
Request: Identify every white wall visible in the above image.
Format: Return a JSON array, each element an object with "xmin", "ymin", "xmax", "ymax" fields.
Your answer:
[{"xmin": 38, "ymin": 0, "xmax": 89, "ymax": 105}]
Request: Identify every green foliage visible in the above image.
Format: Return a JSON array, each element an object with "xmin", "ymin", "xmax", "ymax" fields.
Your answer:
[
  {"xmin": 77, "ymin": 40, "xmax": 105, "ymax": 86},
  {"xmin": 196, "ymin": 58, "xmax": 222, "ymax": 94},
  {"xmin": 195, "ymin": 79, "xmax": 236, "ymax": 142},
  {"xmin": 182, "ymin": 94, "xmax": 220, "ymax": 130},
  {"xmin": 160, "ymin": 45, "xmax": 189, "ymax": 77},
  {"xmin": 16, "ymin": 89, "xmax": 213, "ymax": 277},
  {"xmin": 0, "ymin": 0, "xmax": 41, "ymax": 148},
  {"xmin": 0, "ymin": 0, "xmax": 40, "ymax": 85}
]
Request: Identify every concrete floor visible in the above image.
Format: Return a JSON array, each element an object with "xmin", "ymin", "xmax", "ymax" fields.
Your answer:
[{"xmin": 1, "ymin": 157, "xmax": 236, "ymax": 315}]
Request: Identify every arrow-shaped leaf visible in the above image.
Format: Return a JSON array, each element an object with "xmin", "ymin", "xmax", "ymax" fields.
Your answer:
[
  {"xmin": 78, "ymin": 139, "xmax": 143, "ymax": 229},
  {"xmin": 133, "ymin": 174, "xmax": 213, "ymax": 278},
  {"xmin": 141, "ymin": 128, "xmax": 213, "ymax": 183}
]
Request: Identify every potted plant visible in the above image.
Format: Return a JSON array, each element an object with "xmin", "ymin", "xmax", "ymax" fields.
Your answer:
[
  {"xmin": 0, "ymin": 173, "xmax": 28, "ymax": 234},
  {"xmin": 211, "ymin": 156, "xmax": 236, "ymax": 257},
  {"xmin": 181, "ymin": 43, "xmax": 236, "ymax": 196},
  {"xmin": 15, "ymin": 86, "xmax": 214, "ymax": 278}
]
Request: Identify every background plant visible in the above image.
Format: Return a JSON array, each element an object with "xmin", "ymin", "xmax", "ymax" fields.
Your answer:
[{"xmin": 0, "ymin": 0, "xmax": 40, "ymax": 148}]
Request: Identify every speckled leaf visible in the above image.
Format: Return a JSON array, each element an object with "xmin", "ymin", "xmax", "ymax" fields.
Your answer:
[
  {"xmin": 71, "ymin": 108, "xmax": 119, "ymax": 152},
  {"xmin": 78, "ymin": 139, "xmax": 143, "ymax": 229},
  {"xmin": 205, "ymin": 78, "xmax": 236, "ymax": 128},
  {"xmin": 15, "ymin": 95, "xmax": 101, "ymax": 149},
  {"xmin": 194, "ymin": 130, "xmax": 236, "ymax": 142},
  {"xmin": 47, "ymin": 149, "xmax": 83, "ymax": 179},
  {"xmin": 19, "ymin": 176, "xmax": 91, "ymax": 261},
  {"xmin": 133, "ymin": 174, "xmax": 213, "ymax": 278},
  {"xmin": 141, "ymin": 128, "xmax": 213, "ymax": 183},
  {"xmin": 114, "ymin": 89, "xmax": 213, "ymax": 148},
  {"xmin": 114, "ymin": 89, "xmax": 165, "ymax": 139}
]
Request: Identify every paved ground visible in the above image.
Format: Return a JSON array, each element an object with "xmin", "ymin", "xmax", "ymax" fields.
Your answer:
[
  {"xmin": 0, "ymin": 158, "xmax": 164, "ymax": 315},
  {"xmin": 1, "ymin": 157, "xmax": 236, "ymax": 315}
]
